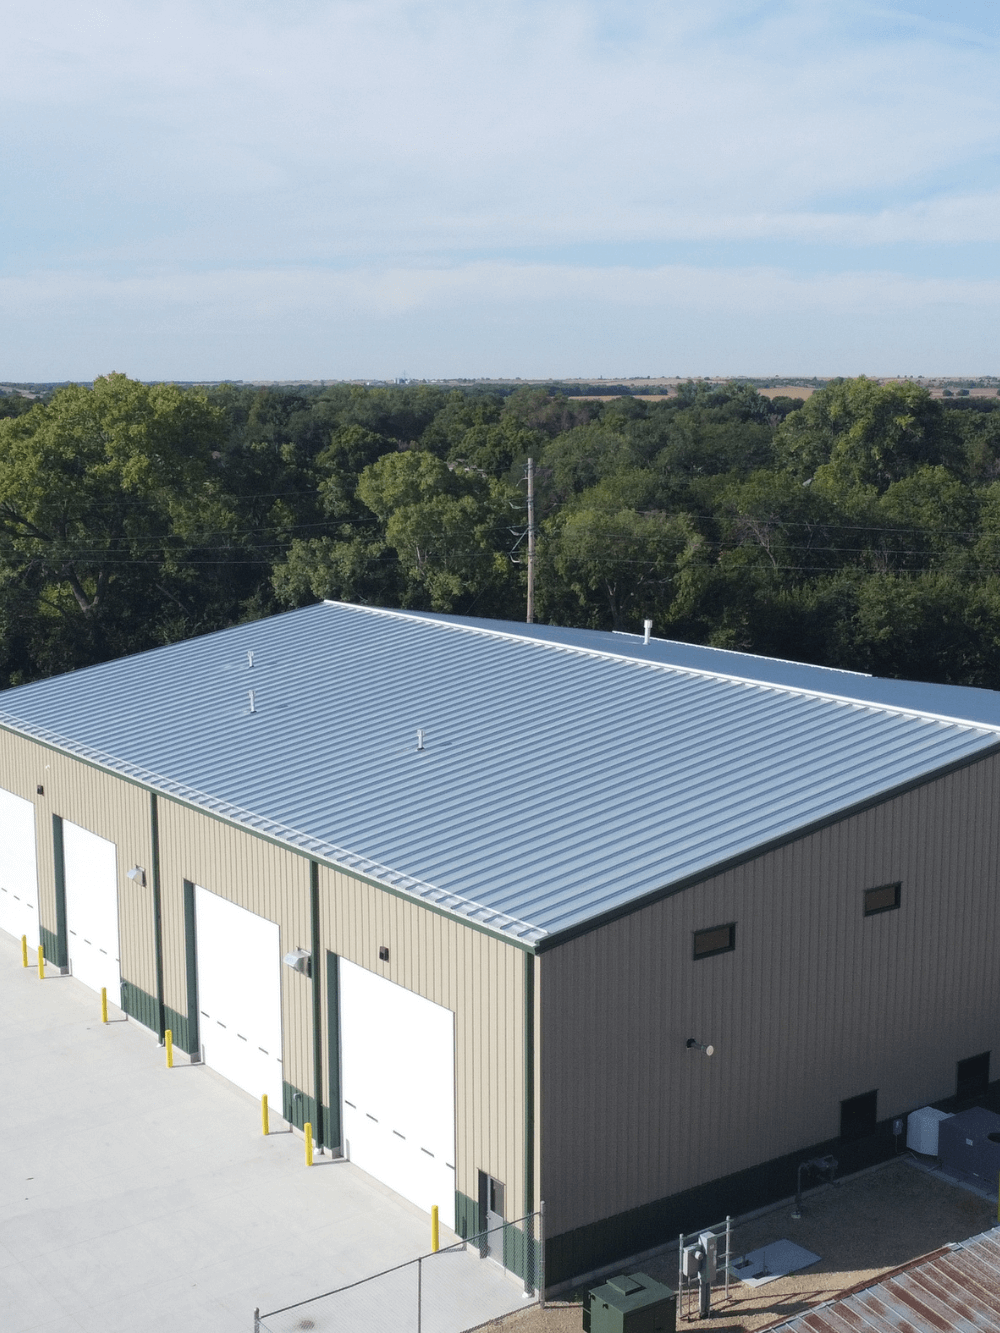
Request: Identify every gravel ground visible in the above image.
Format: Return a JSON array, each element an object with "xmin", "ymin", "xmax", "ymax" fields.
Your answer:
[{"xmin": 482, "ymin": 1158, "xmax": 996, "ymax": 1333}]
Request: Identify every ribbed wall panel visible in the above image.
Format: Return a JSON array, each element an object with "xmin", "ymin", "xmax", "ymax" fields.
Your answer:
[
  {"xmin": 0, "ymin": 727, "xmax": 534, "ymax": 1221},
  {"xmin": 156, "ymin": 800, "xmax": 314, "ymax": 1103},
  {"xmin": 0, "ymin": 728, "xmax": 156, "ymax": 1000},
  {"xmin": 541, "ymin": 749, "xmax": 1000, "ymax": 1237},
  {"xmin": 318, "ymin": 865, "xmax": 528, "ymax": 1218}
]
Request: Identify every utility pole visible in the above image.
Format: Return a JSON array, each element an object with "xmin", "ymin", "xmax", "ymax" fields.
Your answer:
[{"xmin": 526, "ymin": 456, "xmax": 535, "ymax": 624}]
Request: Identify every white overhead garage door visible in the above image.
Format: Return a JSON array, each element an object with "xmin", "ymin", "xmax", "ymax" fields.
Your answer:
[
  {"xmin": 195, "ymin": 886, "xmax": 283, "ymax": 1106},
  {"xmin": 63, "ymin": 821, "xmax": 121, "ymax": 1006},
  {"xmin": 340, "ymin": 959, "xmax": 456, "ymax": 1228},
  {"xmin": 0, "ymin": 788, "xmax": 39, "ymax": 949}
]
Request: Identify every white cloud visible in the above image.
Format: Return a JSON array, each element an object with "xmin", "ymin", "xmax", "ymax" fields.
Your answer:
[{"xmin": 2, "ymin": 2, "xmax": 999, "ymax": 369}]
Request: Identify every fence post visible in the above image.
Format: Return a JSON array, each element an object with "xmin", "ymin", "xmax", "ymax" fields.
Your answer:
[
  {"xmin": 523, "ymin": 1209, "xmax": 535, "ymax": 1298},
  {"xmin": 21, "ymin": 935, "xmax": 28, "ymax": 968},
  {"xmin": 539, "ymin": 1201, "xmax": 546, "ymax": 1308},
  {"xmin": 254, "ymin": 1307, "xmax": 260, "ymax": 1333},
  {"xmin": 417, "ymin": 1254, "xmax": 422, "ymax": 1333}
]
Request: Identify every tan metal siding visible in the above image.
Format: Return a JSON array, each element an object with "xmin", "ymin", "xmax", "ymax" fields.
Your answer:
[
  {"xmin": 156, "ymin": 799, "xmax": 314, "ymax": 1102},
  {"xmin": 0, "ymin": 732, "xmax": 537, "ymax": 1225},
  {"xmin": 319, "ymin": 866, "xmax": 529, "ymax": 1218},
  {"xmin": 0, "ymin": 729, "xmax": 156, "ymax": 997},
  {"xmin": 540, "ymin": 751, "xmax": 1000, "ymax": 1237}
]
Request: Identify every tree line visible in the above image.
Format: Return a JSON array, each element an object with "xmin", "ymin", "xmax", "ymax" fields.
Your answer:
[{"xmin": 2, "ymin": 372, "xmax": 1000, "ymax": 690}]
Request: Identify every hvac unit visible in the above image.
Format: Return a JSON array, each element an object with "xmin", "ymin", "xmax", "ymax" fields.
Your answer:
[
  {"xmin": 906, "ymin": 1106, "xmax": 953, "ymax": 1156},
  {"xmin": 582, "ymin": 1272, "xmax": 676, "ymax": 1333},
  {"xmin": 938, "ymin": 1106, "xmax": 1000, "ymax": 1187}
]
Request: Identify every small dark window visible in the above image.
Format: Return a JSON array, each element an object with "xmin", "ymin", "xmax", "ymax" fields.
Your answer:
[
  {"xmin": 957, "ymin": 1052, "xmax": 990, "ymax": 1100},
  {"xmin": 864, "ymin": 882, "xmax": 900, "ymax": 916},
  {"xmin": 841, "ymin": 1089, "xmax": 878, "ymax": 1140},
  {"xmin": 693, "ymin": 923, "xmax": 735, "ymax": 960}
]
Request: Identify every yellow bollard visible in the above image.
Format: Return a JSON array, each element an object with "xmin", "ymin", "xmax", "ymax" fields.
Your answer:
[
  {"xmin": 21, "ymin": 935, "xmax": 28, "ymax": 968},
  {"xmin": 261, "ymin": 1093, "xmax": 269, "ymax": 1136},
  {"xmin": 101, "ymin": 987, "xmax": 108, "ymax": 1024},
  {"xmin": 37, "ymin": 943, "xmax": 44, "ymax": 979},
  {"xmin": 165, "ymin": 1029, "xmax": 173, "ymax": 1069},
  {"xmin": 304, "ymin": 1121, "xmax": 313, "ymax": 1167},
  {"xmin": 431, "ymin": 1204, "xmax": 439, "ymax": 1253}
]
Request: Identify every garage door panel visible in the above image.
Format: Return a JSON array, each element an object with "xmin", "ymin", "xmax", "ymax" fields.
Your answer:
[
  {"xmin": 194, "ymin": 886, "xmax": 282, "ymax": 1105},
  {"xmin": 340, "ymin": 960, "xmax": 455, "ymax": 1227},
  {"xmin": 63, "ymin": 821, "xmax": 121, "ymax": 1006},
  {"xmin": 0, "ymin": 788, "xmax": 39, "ymax": 948}
]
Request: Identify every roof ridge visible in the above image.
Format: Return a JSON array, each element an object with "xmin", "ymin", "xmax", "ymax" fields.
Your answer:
[{"xmin": 323, "ymin": 602, "xmax": 1000, "ymax": 737}]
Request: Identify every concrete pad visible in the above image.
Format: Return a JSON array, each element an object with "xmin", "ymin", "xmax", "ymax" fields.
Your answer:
[{"xmin": 0, "ymin": 930, "xmax": 466, "ymax": 1332}]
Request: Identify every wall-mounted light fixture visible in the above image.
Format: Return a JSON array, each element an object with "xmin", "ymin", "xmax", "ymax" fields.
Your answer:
[
  {"xmin": 283, "ymin": 948, "xmax": 312, "ymax": 977},
  {"xmin": 36, "ymin": 784, "xmax": 44, "ymax": 796},
  {"xmin": 686, "ymin": 1037, "xmax": 715, "ymax": 1056},
  {"xmin": 127, "ymin": 866, "xmax": 147, "ymax": 887},
  {"xmin": 378, "ymin": 945, "xmax": 390, "ymax": 962}
]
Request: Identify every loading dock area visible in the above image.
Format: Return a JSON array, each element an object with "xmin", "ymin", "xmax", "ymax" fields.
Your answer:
[{"xmin": 0, "ymin": 930, "xmax": 452, "ymax": 1333}]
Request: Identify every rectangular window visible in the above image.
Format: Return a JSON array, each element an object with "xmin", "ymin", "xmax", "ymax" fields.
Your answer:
[
  {"xmin": 864, "ymin": 882, "xmax": 901, "ymax": 916},
  {"xmin": 840, "ymin": 1089, "xmax": 878, "ymax": 1140},
  {"xmin": 957, "ymin": 1052, "xmax": 990, "ymax": 1100},
  {"xmin": 693, "ymin": 923, "xmax": 735, "ymax": 960}
]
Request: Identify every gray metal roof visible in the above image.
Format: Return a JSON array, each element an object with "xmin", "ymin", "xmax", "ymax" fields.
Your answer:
[
  {"xmin": 764, "ymin": 1228, "xmax": 1000, "ymax": 1332},
  {"xmin": 1, "ymin": 601, "xmax": 998, "ymax": 947}
]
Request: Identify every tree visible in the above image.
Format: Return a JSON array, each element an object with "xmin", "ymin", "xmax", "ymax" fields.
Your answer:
[
  {"xmin": 0, "ymin": 374, "xmax": 229, "ymax": 683},
  {"xmin": 778, "ymin": 378, "xmax": 960, "ymax": 492},
  {"xmin": 274, "ymin": 450, "xmax": 520, "ymax": 616}
]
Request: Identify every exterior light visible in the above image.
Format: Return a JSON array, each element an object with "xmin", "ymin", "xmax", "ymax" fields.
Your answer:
[
  {"xmin": 127, "ymin": 866, "xmax": 147, "ymax": 887},
  {"xmin": 283, "ymin": 948, "xmax": 311, "ymax": 977},
  {"xmin": 686, "ymin": 1037, "xmax": 715, "ymax": 1056}
]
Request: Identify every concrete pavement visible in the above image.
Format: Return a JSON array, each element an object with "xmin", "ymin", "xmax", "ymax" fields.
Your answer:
[{"xmin": 0, "ymin": 930, "xmax": 452, "ymax": 1333}]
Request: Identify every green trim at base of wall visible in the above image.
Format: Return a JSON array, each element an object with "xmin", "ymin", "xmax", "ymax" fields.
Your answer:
[
  {"xmin": 121, "ymin": 980, "xmax": 158, "ymax": 1032},
  {"xmin": 164, "ymin": 1005, "xmax": 192, "ymax": 1054},
  {"xmin": 544, "ymin": 1114, "xmax": 921, "ymax": 1286},
  {"xmin": 504, "ymin": 1219, "xmax": 539, "ymax": 1286},
  {"xmin": 455, "ymin": 1190, "xmax": 478, "ymax": 1241},
  {"xmin": 283, "ymin": 1081, "xmax": 327, "ymax": 1138},
  {"xmin": 39, "ymin": 926, "xmax": 64, "ymax": 971},
  {"xmin": 453, "ymin": 1190, "xmax": 538, "ymax": 1286}
]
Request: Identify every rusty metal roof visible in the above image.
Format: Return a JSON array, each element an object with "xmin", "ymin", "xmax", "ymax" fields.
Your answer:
[{"xmin": 764, "ymin": 1227, "xmax": 1000, "ymax": 1333}]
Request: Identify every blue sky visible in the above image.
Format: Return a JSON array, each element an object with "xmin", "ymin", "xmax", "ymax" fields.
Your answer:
[{"xmin": 2, "ymin": 0, "xmax": 998, "ymax": 379}]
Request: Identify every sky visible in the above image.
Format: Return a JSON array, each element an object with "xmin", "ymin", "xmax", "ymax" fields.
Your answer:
[{"xmin": 2, "ymin": 0, "xmax": 999, "ymax": 380}]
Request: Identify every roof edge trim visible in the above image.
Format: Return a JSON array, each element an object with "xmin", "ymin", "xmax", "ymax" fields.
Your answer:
[
  {"xmin": 533, "ymin": 737, "xmax": 1000, "ymax": 952},
  {"xmin": 325, "ymin": 603, "xmax": 1000, "ymax": 736},
  {"xmin": 0, "ymin": 712, "xmax": 547, "ymax": 947}
]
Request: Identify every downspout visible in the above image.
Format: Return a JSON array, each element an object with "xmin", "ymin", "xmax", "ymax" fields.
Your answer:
[
  {"xmin": 310, "ymin": 861, "xmax": 324, "ymax": 1150},
  {"xmin": 524, "ymin": 949, "xmax": 536, "ymax": 1293},
  {"xmin": 150, "ymin": 793, "xmax": 166, "ymax": 1042}
]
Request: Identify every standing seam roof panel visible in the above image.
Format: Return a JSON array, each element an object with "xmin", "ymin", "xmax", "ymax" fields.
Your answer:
[{"xmin": 0, "ymin": 601, "xmax": 998, "ymax": 943}]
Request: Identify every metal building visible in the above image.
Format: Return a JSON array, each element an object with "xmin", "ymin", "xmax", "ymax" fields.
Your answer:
[{"xmin": 3, "ymin": 601, "xmax": 1000, "ymax": 1284}]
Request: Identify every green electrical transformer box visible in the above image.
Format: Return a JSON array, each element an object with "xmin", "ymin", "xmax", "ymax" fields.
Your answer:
[{"xmin": 582, "ymin": 1272, "xmax": 676, "ymax": 1333}]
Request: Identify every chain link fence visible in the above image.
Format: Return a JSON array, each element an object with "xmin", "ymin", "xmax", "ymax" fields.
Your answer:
[{"xmin": 255, "ymin": 1210, "xmax": 543, "ymax": 1333}]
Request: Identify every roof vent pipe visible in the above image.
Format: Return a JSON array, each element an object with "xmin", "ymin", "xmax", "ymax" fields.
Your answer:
[
  {"xmin": 643, "ymin": 619, "xmax": 653, "ymax": 645},
  {"xmin": 416, "ymin": 729, "xmax": 425, "ymax": 751},
  {"xmin": 247, "ymin": 650, "xmax": 254, "ymax": 668},
  {"xmin": 248, "ymin": 690, "xmax": 256, "ymax": 714}
]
